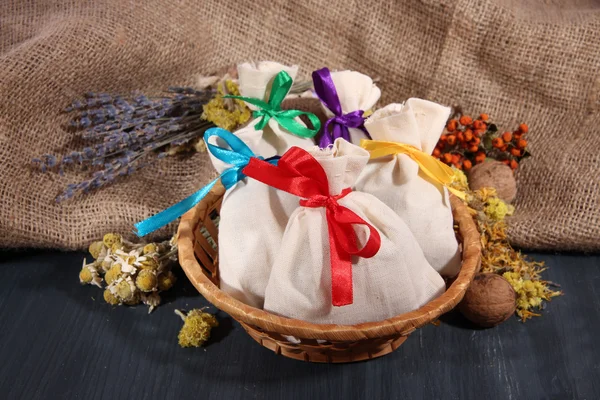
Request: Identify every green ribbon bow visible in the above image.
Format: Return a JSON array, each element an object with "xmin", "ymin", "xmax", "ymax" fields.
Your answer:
[{"xmin": 224, "ymin": 70, "xmax": 321, "ymax": 138}]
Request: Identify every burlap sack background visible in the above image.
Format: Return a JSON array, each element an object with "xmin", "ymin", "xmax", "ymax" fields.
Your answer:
[{"xmin": 1, "ymin": 0, "xmax": 598, "ymax": 251}]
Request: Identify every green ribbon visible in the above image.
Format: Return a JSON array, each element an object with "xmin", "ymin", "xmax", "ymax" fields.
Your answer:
[{"xmin": 224, "ymin": 70, "xmax": 321, "ymax": 138}]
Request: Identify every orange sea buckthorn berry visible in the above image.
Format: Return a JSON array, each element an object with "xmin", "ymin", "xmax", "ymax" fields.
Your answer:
[
  {"xmin": 500, "ymin": 144, "xmax": 508, "ymax": 152},
  {"xmin": 463, "ymin": 159, "xmax": 472, "ymax": 170},
  {"xmin": 442, "ymin": 153, "xmax": 453, "ymax": 164},
  {"xmin": 517, "ymin": 139, "xmax": 528, "ymax": 149},
  {"xmin": 510, "ymin": 148, "xmax": 522, "ymax": 157},
  {"xmin": 451, "ymin": 154, "xmax": 461, "ymax": 164},
  {"xmin": 510, "ymin": 159, "xmax": 519, "ymax": 170},
  {"xmin": 473, "ymin": 120, "xmax": 486, "ymax": 131},
  {"xmin": 468, "ymin": 144, "xmax": 479, "ymax": 152},
  {"xmin": 464, "ymin": 129, "xmax": 474, "ymax": 141},
  {"xmin": 459, "ymin": 115, "xmax": 473, "ymax": 126},
  {"xmin": 519, "ymin": 123, "xmax": 529, "ymax": 133},
  {"xmin": 480, "ymin": 113, "xmax": 489, "ymax": 121},
  {"xmin": 471, "ymin": 137, "xmax": 481, "ymax": 146},
  {"xmin": 501, "ymin": 159, "xmax": 510, "ymax": 166},
  {"xmin": 513, "ymin": 132, "xmax": 523, "ymax": 141},
  {"xmin": 457, "ymin": 131, "xmax": 465, "ymax": 142},
  {"xmin": 446, "ymin": 135, "xmax": 457, "ymax": 146},
  {"xmin": 433, "ymin": 148, "xmax": 441, "ymax": 157},
  {"xmin": 502, "ymin": 132, "xmax": 512, "ymax": 142},
  {"xmin": 474, "ymin": 129, "xmax": 486, "ymax": 137},
  {"xmin": 446, "ymin": 119, "xmax": 458, "ymax": 132},
  {"xmin": 475, "ymin": 152, "xmax": 486, "ymax": 164},
  {"xmin": 492, "ymin": 137, "xmax": 504, "ymax": 148},
  {"xmin": 436, "ymin": 141, "xmax": 445, "ymax": 150}
]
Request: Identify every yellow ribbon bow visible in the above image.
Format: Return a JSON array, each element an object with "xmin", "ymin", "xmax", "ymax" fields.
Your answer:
[{"xmin": 360, "ymin": 139, "xmax": 467, "ymax": 200}]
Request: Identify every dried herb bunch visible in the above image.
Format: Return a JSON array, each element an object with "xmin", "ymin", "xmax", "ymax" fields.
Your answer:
[
  {"xmin": 434, "ymin": 112, "xmax": 530, "ymax": 171},
  {"xmin": 32, "ymin": 73, "xmax": 252, "ymax": 202},
  {"xmin": 451, "ymin": 170, "xmax": 562, "ymax": 321},
  {"xmin": 79, "ymin": 233, "xmax": 178, "ymax": 313}
]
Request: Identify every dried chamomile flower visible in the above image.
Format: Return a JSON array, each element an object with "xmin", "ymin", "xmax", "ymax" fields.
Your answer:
[
  {"xmin": 103, "ymin": 233, "xmax": 122, "ymax": 248},
  {"xmin": 140, "ymin": 257, "xmax": 159, "ymax": 271},
  {"xmin": 157, "ymin": 271, "xmax": 176, "ymax": 291},
  {"xmin": 143, "ymin": 243, "xmax": 158, "ymax": 255},
  {"xmin": 124, "ymin": 292, "xmax": 141, "ymax": 306},
  {"xmin": 79, "ymin": 259, "xmax": 102, "ymax": 288},
  {"xmin": 175, "ymin": 309, "xmax": 219, "ymax": 348},
  {"xmin": 141, "ymin": 292, "xmax": 161, "ymax": 314},
  {"xmin": 103, "ymin": 289, "xmax": 120, "ymax": 305},
  {"xmin": 111, "ymin": 276, "xmax": 136, "ymax": 302},
  {"xmin": 88, "ymin": 241, "xmax": 105, "ymax": 259},
  {"xmin": 105, "ymin": 263, "xmax": 122, "ymax": 285},
  {"xmin": 136, "ymin": 269, "xmax": 158, "ymax": 292}
]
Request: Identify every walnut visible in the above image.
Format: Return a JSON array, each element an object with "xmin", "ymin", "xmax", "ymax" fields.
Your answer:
[
  {"xmin": 459, "ymin": 273, "xmax": 516, "ymax": 328},
  {"xmin": 468, "ymin": 161, "xmax": 517, "ymax": 203}
]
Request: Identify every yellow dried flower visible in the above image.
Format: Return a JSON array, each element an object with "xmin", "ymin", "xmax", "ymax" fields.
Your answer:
[
  {"xmin": 124, "ymin": 292, "xmax": 141, "ymax": 306},
  {"xmin": 143, "ymin": 244, "xmax": 158, "ymax": 255},
  {"xmin": 202, "ymin": 80, "xmax": 251, "ymax": 131},
  {"xmin": 484, "ymin": 197, "xmax": 514, "ymax": 221},
  {"xmin": 157, "ymin": 271, "xmax": 177, "ymax": 291},
  {"xmin": 88, "ymin": 241, "xmax": 105, "ymax": 259},
  {"xmin": 105, "ymin": 263, "xmax": 122, "ymax": 285},
  {"xmin": 79, "ymin": 267, "xmax": 93, "ymax": 284},
  {"xmin": 451, "ymin": 167, "xmax": 470, "ymax": 192},
  {"xmin": 103, "ymin": 289, "xmax": 120, "ymax": 305},
  {"xmin": 457, "ymin": 173, "xmax": 562, "ymax": 322},
  {"xmin": 135, "ymin": 269, "xmax": 157, "ymax": 292},
  {"xmin": 111, "ymin": 242, "xmax": 124, "ymax": 253},
  {"xmin": 114, "ymin": 278, "xmax": 135, "ymax": 302},
  {"xmin": 140, "ymin": 258, "xmax": 159, "ymax": 271},
  {"xmin": 103, "ymin": 233, "xmax": 122, "ymax": 248},
  {"xmin": 176, "ymin": 309, "xmax": 219, "ymax": 348}
]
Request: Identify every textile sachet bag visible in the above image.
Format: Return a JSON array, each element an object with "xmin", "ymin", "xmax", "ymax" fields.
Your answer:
[
  {"xmin": 135, "ymin": 127, "xmax": 298, "ymax": 308},
  {"xmin": 242, "ymin": 138, "xmax": 445, "ymax": 325},
  {"xmin": 356, "ymin": 99, "xmax": 462, "ymax": 277},
  {"xmin": 227, "ymin": 61, "xmax": 321, "ymax": 158},
  {"xmin": 312, "ymin": 67, "xmax": 380, "ymax": 147}
]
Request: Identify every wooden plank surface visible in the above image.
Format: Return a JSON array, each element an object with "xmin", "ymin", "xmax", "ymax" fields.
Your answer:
[{"xmin": 0, "ymin": 250, "xmax": 598, "ymax": 400}]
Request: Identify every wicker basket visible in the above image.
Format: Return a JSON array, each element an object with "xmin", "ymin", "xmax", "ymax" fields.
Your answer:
[{"xmin": 178, "ymin": 182, "xmax": 481, "ymax": 363}]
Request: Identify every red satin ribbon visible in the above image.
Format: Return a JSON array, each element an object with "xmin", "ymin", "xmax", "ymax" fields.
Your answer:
[{"xmin": 242, "ymin": 147, "xmax": 381, "ymax": 306}]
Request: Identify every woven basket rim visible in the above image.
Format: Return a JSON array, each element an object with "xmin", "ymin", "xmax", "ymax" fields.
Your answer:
[{"xmin": 178, "ymin": 184, "xmax": 481, "ymax": 342}]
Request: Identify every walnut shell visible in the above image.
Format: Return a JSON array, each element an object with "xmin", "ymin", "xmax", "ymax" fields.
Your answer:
[
  {"xmin": 458, "ymin": 273, "xmax": 516, "ymax": 328},
  {"xmin": 468, "ymin": 161, "xmax": 517, "ymax": 203}
]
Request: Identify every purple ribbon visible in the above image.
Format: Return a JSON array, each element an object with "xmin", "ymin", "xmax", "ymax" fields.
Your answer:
[{"xmin": 312, "ymin": 67, "xmax": 370, "ymax": 148}]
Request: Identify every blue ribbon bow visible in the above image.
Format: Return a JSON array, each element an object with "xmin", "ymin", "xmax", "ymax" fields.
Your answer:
[{"xmin": 134, "ymin": 127, "xmax": 279, "ymax": 237}]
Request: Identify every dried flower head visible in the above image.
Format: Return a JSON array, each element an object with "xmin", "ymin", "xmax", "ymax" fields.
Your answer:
[
  {"xmin": 157, "ymin": 271, "xmax": 176, "ymax": 291},
  {"xmin": 103, "ymin": 233, "xmax": 122, "ymax": 248},
  {"xmin": 135, "ymin": 269, "xmax": 158, "ymax": 292},
  {"xmin": 88, "ymin": 241, "xmax": 105, "ymax": 259},
  {"xmin": 175, "ymin": 309, "xmax": 219, "ymax": 348},
  {"xmin": 103, "ymin": 289, "xmax": 120, "ymax": 305},
  {"xmin": 104, "ymin": 263, "xmax": 122, "ymax": 285}
]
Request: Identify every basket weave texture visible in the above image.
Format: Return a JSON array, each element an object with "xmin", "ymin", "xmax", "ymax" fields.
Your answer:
[{"xmin": 178, "ymin": 182, "xmax": 481, "ymax": 363}]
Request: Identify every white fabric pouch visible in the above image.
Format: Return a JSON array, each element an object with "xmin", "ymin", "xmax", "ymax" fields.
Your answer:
[
  {"xmin": 357, "ymin": 99, "xmax": 461, "ymax": 277},
  {"xmin": 243, "ymin": 138, "xmax": 445, "ymax": 325},
  {"xmin": 234, "ymin": 61, "xmax": 317, "ymax": 158}
]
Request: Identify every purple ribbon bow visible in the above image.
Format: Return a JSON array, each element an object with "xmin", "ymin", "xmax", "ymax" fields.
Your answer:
[{"xmin": 312, "ymin": 67, "xmax": 371, "ymax": 148}]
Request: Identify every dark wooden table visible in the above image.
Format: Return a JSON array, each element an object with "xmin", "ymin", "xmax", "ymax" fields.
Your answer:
[{"xmin": 0, "ymin": 250, "xmax": 598, "ymax": 400}]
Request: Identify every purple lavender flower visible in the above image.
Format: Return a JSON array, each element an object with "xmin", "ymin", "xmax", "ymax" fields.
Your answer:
[{"xmin": 33, "ymin": 87, "xmax": 216, "ymax": 202}]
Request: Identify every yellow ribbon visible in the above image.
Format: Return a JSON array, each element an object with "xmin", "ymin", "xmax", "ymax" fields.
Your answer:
[{"xmin": 360, "ymin": 139, "xmax": 467, "ymax": 200}]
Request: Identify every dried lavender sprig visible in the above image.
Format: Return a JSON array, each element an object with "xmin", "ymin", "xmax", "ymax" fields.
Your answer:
[{"xmin": 34, "ymin": 87, "xmax": 216, "ymax": 202}]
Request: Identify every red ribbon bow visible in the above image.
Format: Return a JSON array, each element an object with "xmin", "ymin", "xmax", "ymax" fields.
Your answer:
[{"xmin": 242, "ymin": 146, "xmax": 381, "ymax": 306}]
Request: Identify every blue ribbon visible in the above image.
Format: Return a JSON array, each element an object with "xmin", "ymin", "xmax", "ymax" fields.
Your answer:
[{"xmin": 134, "ymin": 127, "xmax": 279, "ymax": 237}]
